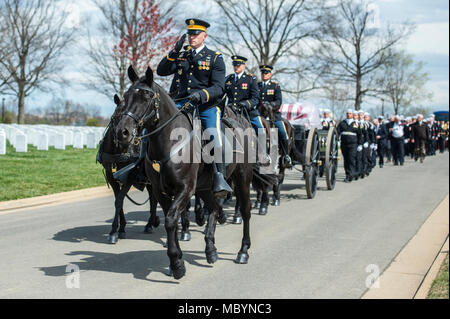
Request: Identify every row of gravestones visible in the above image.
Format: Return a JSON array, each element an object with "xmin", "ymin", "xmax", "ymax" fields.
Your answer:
[{"xmin": 0, "ymin": 124, "xmax": 106, "ymax": 155}]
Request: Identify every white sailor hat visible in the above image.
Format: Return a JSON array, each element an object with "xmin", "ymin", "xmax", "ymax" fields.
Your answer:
[
  {"xmin": 324, "ymin": 109, "xmax": 332, "ymax": 114},
  {"xmin": 364, "ymin": 112, "xmax": 370, "ymax": 116},
  {"xmin": 346, "ymin": 108, "xmax": 353, "ymax": 113},
  {"xmin": 358, "ymin": 110, "xmax": 364, "ymax": 114}
]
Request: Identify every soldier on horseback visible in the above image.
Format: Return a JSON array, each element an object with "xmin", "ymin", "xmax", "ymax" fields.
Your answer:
[
  {"xmin": 258, "ymin": 64, "xmax": 291, "ymax": 167},
  {"xmin": 156, "ymin": 18, "xmax": 232, "ymax": 198}
]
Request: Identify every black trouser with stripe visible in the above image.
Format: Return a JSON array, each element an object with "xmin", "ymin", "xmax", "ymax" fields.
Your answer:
[{"xmin": 341, "ymin": 143, "xmax": 357, "ymax": 178}]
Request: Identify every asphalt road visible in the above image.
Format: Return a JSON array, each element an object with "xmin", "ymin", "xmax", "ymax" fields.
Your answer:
[{"xmin": 0, "ymin": 152, "xmax": 448, "ymax": 299}]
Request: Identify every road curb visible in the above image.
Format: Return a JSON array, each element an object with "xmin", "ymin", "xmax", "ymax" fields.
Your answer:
[
  {"xmin": 0, "ymin": 186, "xmax": 113, "ymax": 215},
  {"xmin": 414, "ymin": 236, "xmax": 449, "ymax": 299},
  {"xmin": 361, "ymin": 194, "xmax": 449, "ymax": 299}
]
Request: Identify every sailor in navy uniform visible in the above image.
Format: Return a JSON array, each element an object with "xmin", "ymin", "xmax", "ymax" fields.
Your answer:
[
  {"xmin": 258, "ymin": 64, "xmax": 291, "ymax": 166},
  {"xmin": 156, "ymin": 18, "xmax": 232, "ymax": 197},
  {"xmin": 321, "ymin": 109, "xmax": 336, "ymax": 130},
  {"xmin": 337, "ymin": 109, "xmax": 361, "ymax": 182}
]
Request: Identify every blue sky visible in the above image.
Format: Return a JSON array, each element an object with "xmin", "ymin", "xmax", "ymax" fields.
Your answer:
[{"xmin": 9, "ymin": 0, "xmax": 450, "ymax": 117}]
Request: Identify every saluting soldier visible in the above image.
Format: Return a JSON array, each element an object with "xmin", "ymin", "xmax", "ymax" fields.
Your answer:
[
  {"xmin": 156, "ymin": 18, "xmax": 232, "ymax": 197},
  {"xmin": 337, "ymin": 109, "xmax": 360, "ymax": 182},
  {"xmin": 258, "ymin": 64, "xmax": 291, "ymax": 166}
]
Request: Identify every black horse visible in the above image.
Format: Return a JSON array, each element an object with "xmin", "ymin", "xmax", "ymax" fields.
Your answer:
[
  {"xmin": 115, "ymin": 66, "xmax": 254, "ymax": 279},
  {"xmin": 96, "ymin": 95, "xmax": 160, "ymax": 244},
  {"xmin": 258, "ymin": 102, "xmax": 299, "ymax": 206}
]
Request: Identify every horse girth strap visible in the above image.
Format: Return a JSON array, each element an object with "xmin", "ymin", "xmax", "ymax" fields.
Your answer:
[{"xmin": 98, "ymin": 151, "xmax": 139, "ymax": 164}]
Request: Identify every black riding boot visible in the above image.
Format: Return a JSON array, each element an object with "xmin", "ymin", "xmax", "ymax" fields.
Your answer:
[
  {"xmin": 213, "ymin": 162, "xmax": 232, "ymax": 199},
  {"xmin": 280, "ymin": 139, "xmax": 292, "ymax": 168}
]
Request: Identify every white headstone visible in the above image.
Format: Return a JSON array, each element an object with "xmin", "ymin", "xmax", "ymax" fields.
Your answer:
[
  {"xmin": 65, "ymin": 130, "xmax": 74, "ymax": 146},
  {"xmin": 37, "ymin": 133, "xmax": 49, "ymax": 151},
  {"xmin": 86, "ymin": 132, "xmax": 97, "ymax": 149},
  {"xmin": 73, "ymin": 131, "xmax": 84, "ymax": 149},
  {"xmin": 54, "ymin": 133, "xmax": 66, "ymax": 150},
  {"xmin": 0, "ymin": 132, "xmax": 6, "ymax": 155},
  {"xmin": 15, "ymin": 133, "xmax": 27, "ymax": 152}
]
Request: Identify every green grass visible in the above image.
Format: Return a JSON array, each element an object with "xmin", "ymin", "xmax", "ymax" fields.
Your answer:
[
  {"xmin": 0, "ymin": 140, "xmax": 106, "ymax": 202},
  {"xmin": 427, "ymin": 253, "xmax": 449, "ymax": 299}
]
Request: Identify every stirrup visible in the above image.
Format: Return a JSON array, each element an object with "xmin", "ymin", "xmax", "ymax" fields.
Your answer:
[
  {"xmin": 213, "ymin": 172, "xmax": 232, "ymax": 198},
  {"xmin": 282, "ymin": 155, "xmax": 292, "ymax": 167}
]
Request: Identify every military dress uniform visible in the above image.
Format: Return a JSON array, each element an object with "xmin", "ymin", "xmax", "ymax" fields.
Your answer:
[
  {"xmin": 375, "ymin": 118, "xmax": 388, "ymax": 168},
  {"xmin": 156, "ymin": 18, "xmax": 231, "ymax": 197},
  {"xmin": 366, "ymin": 119, "xmax": 377, "ymax": 171},
  {"xmin": 355, "ymin": 116, "xmax": 367, "ymax": 178},
  {"xmin": 224, "ymin": 56, "xmax": 263, "ymax": 134},
  {"xmin": 337, "ymin": 114, "xmax": 361, "ymax": 182},
  {"xmin": 258, "ymin": 66, "xmax": 287, "ymax": 139},
  {"xmin": 321, "ymin": 117, "xmax": 336, "ymax": 130}
]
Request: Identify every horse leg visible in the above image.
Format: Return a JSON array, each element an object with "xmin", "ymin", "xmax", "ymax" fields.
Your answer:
[
  {"xmin": 272, "ymin": 166, "xmax": 285, "ymax": 206},
  {"xmin": 179, "ymin": 207, "xmax": 191, "ymax": 241},
  {"xmin": 165, "ymin": 187, "xmax": 193, "ymax": 279},
  {"xmin": 144, "ymin": 184, "xmax": 160, "ymax": 233},
  {"xmin": 108, "ymin": 182, "xmax": 132, "ymax": 244},
  {"xmin": 194, "ymin": 195, "xmax": 206, "ymax": 226},
  {"xmin": 253, "ymin": 190, "xmax": 262, "ymax": 209},
  {"xmin": 234, "ymin": 170, "xmax": 252, "ymax": 264},
  {"xmin": 259, "ymin": 189, "xmax": 269, "ymax": 215},
  {"xmin": 198, "ymin": 191, "xmax": 220, "ymax": 264},
  {"xmin": 233, "ymin": 196, "xmax": 242, "ymax": 224}
]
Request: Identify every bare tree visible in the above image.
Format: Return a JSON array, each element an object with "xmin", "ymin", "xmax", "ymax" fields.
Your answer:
[
  {"xmin": 379, "ymin": 50, "xmax": 432, "ymax": 115},
  {"xmin": 315, "ymin": 0, "xmax": 413, "ymax": 110},
  {"xmin": 84, "ymin": 0, "xmax": 178, "ymax": 98},
  {"xmin": 210, "ymin": 0, "xmax": 324, "ymax": 95},
  {"xmin": 0, "ymin": 0, "xmax": 75, "ymax": 124}
]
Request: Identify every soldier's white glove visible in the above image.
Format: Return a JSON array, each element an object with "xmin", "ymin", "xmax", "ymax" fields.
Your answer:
[
  {"xmin": 363, "ymin": 142, "xmax": 369, "ymax": 148},
  {"xmin": 404, "ymin": 139, "xmax": 408, "ymax": 144},
  {"xmin": 374, "ymin": 145, "xmax": 378, "ymax": 151},
  {"xmin": 357, "ymin": 145, "xmax": 363, "ymax": 152}
]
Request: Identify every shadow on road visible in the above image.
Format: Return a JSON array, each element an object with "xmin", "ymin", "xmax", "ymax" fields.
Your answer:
[{"xmin": 37, "ymin": 249, "xmax": 228, "ymax": 284}]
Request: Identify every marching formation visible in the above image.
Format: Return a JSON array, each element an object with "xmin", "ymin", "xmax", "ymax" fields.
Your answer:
[
  {"xmin": 338, "ymin": 111, "xmax": 449, "ymax": 183},
  {"xmin": 97, "ymin": 18, "xmax": 448, "ymax": 280}
]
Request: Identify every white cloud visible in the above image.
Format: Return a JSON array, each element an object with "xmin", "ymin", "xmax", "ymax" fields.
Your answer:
[{"xmin": 406, "ymin": 22, "xmax": 449, "ymax": 55}]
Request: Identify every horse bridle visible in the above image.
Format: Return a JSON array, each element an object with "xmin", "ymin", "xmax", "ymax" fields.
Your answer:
[{"xmin": 118, "ymin": 83, "xmax": 161, "ymax": 145}]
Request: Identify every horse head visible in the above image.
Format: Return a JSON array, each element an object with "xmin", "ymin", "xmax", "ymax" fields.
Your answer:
[
  {"xmin": 260, "ymin": 102, "xmax": 274, "ymax": 122},
  {"xmin": 115, "ymin": 65, "xmax": 158, "ymax": 146}
]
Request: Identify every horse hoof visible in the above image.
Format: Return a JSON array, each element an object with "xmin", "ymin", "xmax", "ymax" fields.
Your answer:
[
  {"xmin": 233, "ymin": 216, "xmax": 242, "ymax": 224},
  {"xmin": 259, "ymin": 207, "xmax": 268, "ymax": 215},
  {"xmin": 234, "ymin": 252, "xmax": 249, "ymax": 264},
  {"xmin": 118, "ymin": 232, "xmax": 126, "ymax": 239},
  {"xmin": 144, "ymin": 226, "xmax": 153, "ymax": 234},
  {"xmin": 153, "ymin": 216, "xmax": 160, "ymax": 228},
  {"xmin": 218, "ymin": 213, "xmax": 227, "ymax": 225},
  {"xmin": 179, "ymin": 231, "xmax": 191, "ymax": 241},
  {"xmin": 206, "ymin": 250, "xmax": 218, "ymax": 264},
  {"xmin": 196, "ymin": 216, "xmax": 205, "ymax": 227},
  {"xmin": 163, "ymin": 240, "xmax": 168, "ymax": 248},
  {"xmin": 172, "ymin": 261, "xmax": 186, "ymax": 280},
  {"xmin": 272, "ymin": 199, "xmax": 280, "ymax": 206},
  {"xmin": 108, "ymin": 233, "xmax": 119, "ymax": 244}
]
